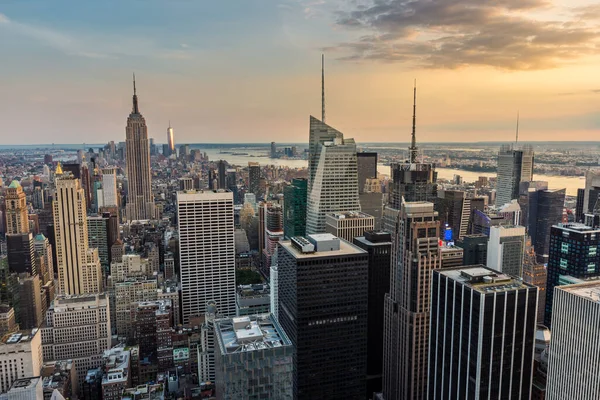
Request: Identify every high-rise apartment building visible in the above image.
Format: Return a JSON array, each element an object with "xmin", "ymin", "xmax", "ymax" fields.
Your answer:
[
  {"xmin": 41, "ymin": 294, "xmax": 111, "ymax": 389},
  {"xmin": 545, "ymin": 223, "xmax": 600, "ymax": 327},
  {"xmin": 214, "ymin": 314, "xmax": 293, "ymax": 399},
  {"xmin": 357, "ymin": 152, "xmax": 377, "ymax": 193},
  {"xmin": 87, "ymin": 215, "xmax": 110, "ymax": 276},
  {"xmin": 177, "ymin": 190, "xmax": 236, "ymax": 322},
  {"xmin": 248, "ymin": 162, "xmax": 261, "ymax": 196},
  {"xmin": 53, "ymin": 172, "xmax": 102, "ymax": 295},
  {"xmin": 125, "ymin": 77, "xmax": 155, "ymax": 221},
  {"xmin": 278, "ymin": 234, "xmax": 368, "ymax": 399},
  {"xmin": 283, "ymin": 178, "xmax": 307, "ymax": 239},
  {"xmin": 353, "ymin": 231, "xmax": 392, "ymax": 396},
  {"xmin": 0, "ymin": 330, "xmax": 43, "ymax": 394},
  {"xmin": 101, "ymin": 167, "xmax": 118, "ymax": 208},
  {"xmin": 381, "ymin": 201, "xmax": 440, "ymax": 400},
  {"xmin": 306, "ymin": 133, "xmax": 360, "ymax": 234},
  {"xmin": 429, "ymin": 266, "xmax": 537, "ymax": 400},
  {"xmin": 325, "ymin": 211, "xmax": 375, "ymax": 242},
  {"xmin": 5, "ymin": 180, "xmax": 29, "ymax": 235},
  {"xmin": 486, "ymin": 225, "xmax": 526, "ymax": 278},
  {"xmin": 496, "ymin": 144, "xmax": 534, "ymax": 208},
  {"xmin": 546, "ymin": 281, "xmax": 600, "ymax": 399}
]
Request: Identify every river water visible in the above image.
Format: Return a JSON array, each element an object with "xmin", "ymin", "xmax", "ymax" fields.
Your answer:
[{"xmin": 202, "ymin": 149, "xmax": 584, "ymax": 196}]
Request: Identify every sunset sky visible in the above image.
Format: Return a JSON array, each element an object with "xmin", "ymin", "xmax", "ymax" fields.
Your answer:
[{"xmin": 1, "ymin": 0, "xmax": 600, "ymax": 144}]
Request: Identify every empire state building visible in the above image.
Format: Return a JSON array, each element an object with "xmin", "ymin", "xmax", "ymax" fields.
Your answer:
[{"xmin": 125, "ymin": 76, "xmax": 156, "ymax": 221}]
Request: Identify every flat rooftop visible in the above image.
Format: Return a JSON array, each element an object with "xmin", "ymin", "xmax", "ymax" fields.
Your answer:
[
  {"xmin": 439, "ymin": 266, "xmax": 529, "ymax": 293},
  {"xmin": 560, "ymin": 281, "xmax": 600, "ymax": 303},
  {"xmin": 215, "ymin": 314, "xmax": 292, "ymax": 355},
  {"xmin": 326, "ymin": 211, "xmax": 374, "ymax": 220},
  {"xmin": 280, "ymin": 237, "xmax": 366, "ymax": 259},
  {"xmin": 554, "ymin": 223, "xmax": 600, "ymax": 234},
  {"xmin": 1, "ymin": 329, "xmax": 38, "ymax": 345}
]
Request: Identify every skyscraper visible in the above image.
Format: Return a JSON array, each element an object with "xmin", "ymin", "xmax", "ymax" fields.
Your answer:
[
  {"xmin": 486, "ymin": 225, "xmax": 526, "ymax": 278},
  {"xmin": 496, "ymin": 144, "xmax": 534, "ymax": 208},
  {"xmin": 283, "ymin": 178, "xmax": 307, "ymax": 239},
  {"xmin": 546, "ymin": 281, "xmax": 600, "ymax": 399},
  {"xmin": 5, "ymin": 181, "xmax": 29, "ymax": 235},
  {"xmin": 429, "ymin": 266, "xmax": 538, "ymax": 400},
  {"xmin": 262, "ymin": 204, "xmax": 283, "ymax": 276},
  {"xmin": 545, "ymin": 223, "xmax": 600, "ymax": 327},
  {"xmin": 125, "ymin": 76, "xmax": 155, "ymax": 221},
  {"xmin": 217, "ymin": 160, "xmax": 227, "ymax": 190},
  {"xmin": 305, "ymin": 129, "xmax": 360, "ymax": 234},
  {"xmin": 177, "ymin": 190, "xmax": 236, "ymax": 322},
  {"xmin": 101, "ymin": 167, "xmax": 118, "ymax": 208},
  {"xmin": 575, "ymin": 169, "xmax": 600, "ymax": 222},
  {"xmin": 248, "ymin": 162, "xmax": 261, "ymax": 196},
  {"xmin": 167, "ymin": 122, "xmax": 175, "ymax": 156},
  {"xmin": 87, "ymin": 215, "xmax": 110, "ymax": 276},
  {"xmin": 381, "ymin": 201, "xmax": 440, "ymax": 400},
  {"xmin": 53, "ymin": 171, "xmax": 102, "ymax": 295},
  {"xmin": 357, "ymin": 152, "xmax": 378, "ymax": 194},
  {"xmin": 519, "ymin": 182, "xmax": 565, "ymax": 263},
  {"xmin": 353, "ymin": 231, "xmax": 392, "ymax": 396},
  {"xmin": 325, "ymin": 211, "xmax": 375, "ymax": 242},
  {"xmin": 278, "ymin": 234, "xmax": 368, "ymax": 398}
]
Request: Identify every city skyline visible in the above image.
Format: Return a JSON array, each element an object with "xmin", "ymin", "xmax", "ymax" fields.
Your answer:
[{"xmin": 2, "ymin": 0, "xmax": 600, "ymax": 145}]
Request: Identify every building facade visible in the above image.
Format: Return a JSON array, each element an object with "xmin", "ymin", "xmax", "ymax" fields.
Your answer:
[
  {"xmin": 0, "ymin": 330, "xmax": 42, "ymax": 394},
  {"xmin": 125, "ymin": 78, "xmax": 155, "ymax": 221},
  {"xmin": 278, "ymin": 234, "xmax": 368, "ymax": 398},
  {"xmin": 429, "ymin": 266, "xmax": 538, "ymax": 400},
  {"xmin": 283, "ymin": 178, "xmax": 307, "ymax": 239},
  {"xmin": 486, "ymin": 225, "xmax": 526, "ymax": 278},
  {"xmin": 325, "ymin": 211, "xmax": 375, "ymax": 242},
  {"xmin": 177, "ymin": 190, "xmax": 236, "ymax": 322},
  {"xmin": 496, "ymin": 145, "xmax": 534, "ymax": 208}
]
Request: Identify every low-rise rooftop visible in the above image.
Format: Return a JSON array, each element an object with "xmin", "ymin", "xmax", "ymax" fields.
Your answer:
[{"xmin": 215, "ymin": 314, "xmax": 292, "ymax": 355}]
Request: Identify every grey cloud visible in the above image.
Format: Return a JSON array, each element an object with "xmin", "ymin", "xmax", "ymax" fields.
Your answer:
[{"xmin": 328, "ymin": 0, "xmax": 599, "ymax": 70}]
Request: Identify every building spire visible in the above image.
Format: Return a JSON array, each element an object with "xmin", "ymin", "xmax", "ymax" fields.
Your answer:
[
  {"xmin": 515, "ymin": 111, "xmax": 520, "ymax": 145},
  {"xmin": 132, "ymin": 73, "xmax": 139, "ymax": 114},
  {"xmin": 321, "ymin": 54, "xmax": 326, "ymax": 123},
  {"xmin": 409, "ymin": 79, "xmax": 418, "ymax": 163}
]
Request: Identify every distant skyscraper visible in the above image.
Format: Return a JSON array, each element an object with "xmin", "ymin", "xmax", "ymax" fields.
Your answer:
[
  {"xmin": 248, "ymin": 162, "xmax": 261, "ymax": 196},
  {"xmin": 381, "ymin": 201, "xmax": 440, "ymax": 400},
  {"xmin": 167, "ymin": 122, "xmax": 175, "ymax": 156},
  {"xmin": 87, "ymin": 215, "xmax": 110, "ymax": 276},
  {"xmin": 429, "ymin": 266, "xmax": 537, "ymax": 400},
  {"xmin": 53, "ymin": 172, "xmax": 102, "ymax": 295},
  {"xmin": 325, "ymin": 211, "xmax": 374, "ymax": 242},
  {"xmin": 305, "ymin": 122, "xmax": 360, "ymax": 234},
  {"xmin": 278, "ymin": 234, "xmax": 368, "ymax": 398},
  {"xmin": 357, "ymin": 152, "xmax": 377, "ymax": 193},
  {"xmin": 353, "ymin": 231, "xmax": 392, "ymax": 396},
  {"xmin": 5, "ymin": 181, "xmax": 29, "ymax": 235},
  {"xmin": 496, "ymin": 144, "xmax": 534, "ymax": 207},
  {"xmin": 217, "ymin": 160, "xmax": 227, "ymax": 190},
  {"xmin": 177, "ymin": 190, "xmax": 236, "ymax": 322},
  {"xmin": 270, "ymin": 142, "xmax": 277, "ymax": 158},
  {"xmin": 545, "ymin": 223, "xmax": 600, "ymax": 327},
  {"xmin": 523, "ymin": 238, "xmax": 547, "ymax": 323},
  {"xmin": 262, "ymin": 204, "xmax": 283, "ymax": 276},
  {"xmin": 519, "ymin": 182, "xmax": 565, "ymax": 263},
  {"xmin": 283, "ymin": 178, "xmax": 307, "ymax": 239},
  {"xmin": 486, "ymin": 225, "xmax": 526, "ymax": 277},
  {"xmin": 125, "ymin": 76, "xmax": 155, "ymax": 221},
  {"xmin": 456, "ymin": 233, "xmax": 488, "ymax": 266},
  {"xmin": 435, "ymin": 189, "xmax": 472, "ymax": 240},
  {"xmin": 546, "ymin": 281, "xmax": 600, "ymax": 399},
  {"xmin": 101, "ymin": 167, "xmax": 118, "ymax": 208},
  {"xmin": 575, "ymin": 170, "xmax": 600, "ymax": 222}
]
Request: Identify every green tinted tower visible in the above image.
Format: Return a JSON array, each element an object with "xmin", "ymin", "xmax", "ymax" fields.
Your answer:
[{"xmin": 284, "ymin": 178, "xmax": 308, "ymax": 239}]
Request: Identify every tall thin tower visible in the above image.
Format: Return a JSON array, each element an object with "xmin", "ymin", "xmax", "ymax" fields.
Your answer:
[
  {"xmin": 125, "ymin": 75, "xmax": 156, "ymax": 221},
  {"xmin": 167, "ymin": 121, "xmax": 175, "ymax": 155}
]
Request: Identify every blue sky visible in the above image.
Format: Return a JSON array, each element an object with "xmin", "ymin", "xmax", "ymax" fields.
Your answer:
[{"xmin": 1, "ymin": 0, "xmax": 600, "ymax": 144}]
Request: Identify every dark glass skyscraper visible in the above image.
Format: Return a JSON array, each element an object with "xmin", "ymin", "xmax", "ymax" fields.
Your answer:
[
  {"xmin": 429, "ymin": 266, "xmax": 537, "ymax": 400},
  {"xmin": 353, "ymin": 231, "xmax": 391, "ymax": 396},
  {"xmin": 357, "ymin": 152, "xmax": 377, "ymax": 194},
  {"xmin": 283, "ymin": 178, "xmax": 307, "ymax": 239},
  {"xmin": 278, "ymin": 234, "xmax": 368, "ymax": 399},
  {"xmin": 545, "ymin": 223, "xmax": 600, "ymax": 327},
  {"xmin": 496, "ymin": 145, "xmax": 534, "ymax": 208}
]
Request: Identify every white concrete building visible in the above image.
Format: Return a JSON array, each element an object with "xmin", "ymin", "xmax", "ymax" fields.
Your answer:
[
  {"xmin": 486, "ymin": 225, "xmax": 526, "ymax": 278},
  {"xmin": 3, "ymin": 376, "xmax": 43, "ymax": 400},
  {"xmin": 0, "ymin": 330, "xmax": 42, "ymax": 394},
  {"xmin": 41, "ymin": 294, "xmax": 111, "ymax": 389},
  {"xmin": 177, "ymin": 190, "xmax": 236, "ymax": 321},
  {"xmin": 546, "ymin": 281, "xmax": 600, "ymax": 399},
  {"xmin": 101, "ymin": 167, "xmax": 118, "ymax": 207}
]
